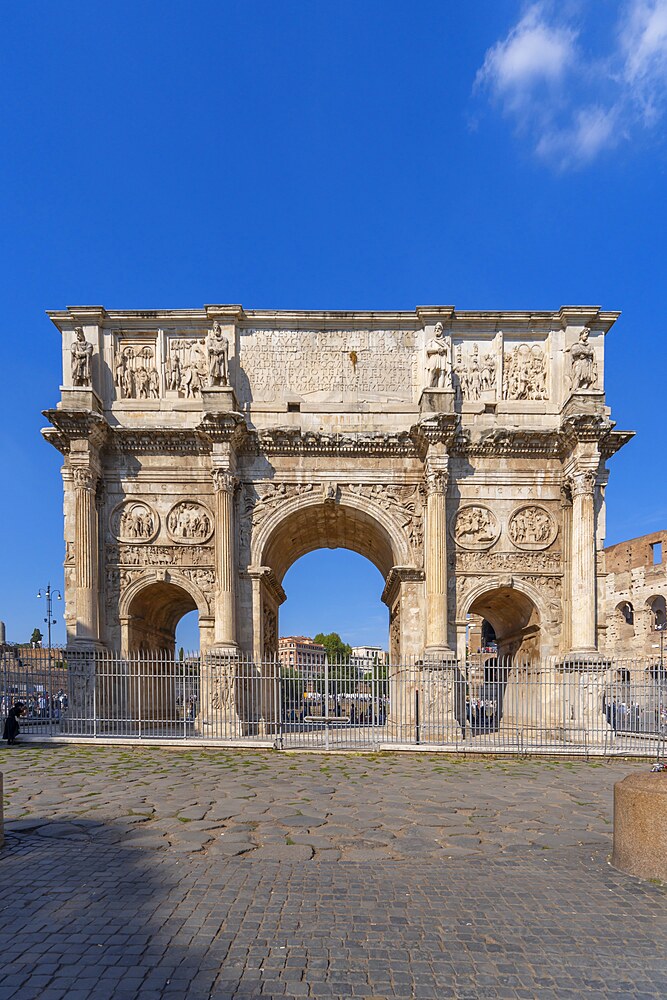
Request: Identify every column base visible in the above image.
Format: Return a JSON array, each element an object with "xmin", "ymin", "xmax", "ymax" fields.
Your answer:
[
  {"xmin": 423, "ymin": 646, "xmax": 458, "ymax": 667},
  {"xmin": 560, "ymin": 649, "xmax": 609, "ymax": 670}
]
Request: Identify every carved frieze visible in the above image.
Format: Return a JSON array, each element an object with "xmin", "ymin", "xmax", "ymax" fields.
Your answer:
[
  {"xmin": 166, "ymin": 501, "xmax": 214, "ymax": 543},
  {"xmin": 238, "ymin": 328, "xmax": 417, "ymax": 402},
  {"xmin": 165, "ymin": 337, "xmax": 207, "ymax": 397},
  {"xmin": 508, "ymin": 504, "xmax": 557, "ymax": 550},
  {"xmin": 114, "ymin": 342, "xmax": 160, "ymax": 400},
  {"xmin": 106, "ymin": 543, "xmax": 214, "ymax": 568},
  {"xmin": 452, "ymin": 550, "xmax": 562, "ymax": 574},
  {"xmin": 503, "ymin": 343, "xmax": 548, "ymax": 400},
  {"xmin": 110, "ymin": 501, "xmax": 159, "ymax": 543},
  {"xmin": 454, "ymin": 343, "xmax": 497, "ymax": 400},
  {"xmin": 451, "ymin": 505, "xmax": 500, "ymax": 550}
]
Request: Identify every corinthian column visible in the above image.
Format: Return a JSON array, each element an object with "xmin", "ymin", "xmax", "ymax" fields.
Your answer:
[
  {"xmin": 211, "ymin": 468, "xmax": 238, "ymax": 649},
  {"xmin": 73, "ymin": 467, "xmax": 99, "ymax": 643},
  {"xmin": 569, "ymin": 469, "xmax": 597, "ymax": 653},
  {"xmin": 424, "ymin": 466, "xmax": 454, "ymax": 658}
]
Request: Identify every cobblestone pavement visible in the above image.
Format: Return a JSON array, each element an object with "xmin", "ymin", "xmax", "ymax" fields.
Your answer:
[{"xmin": 1, "ymin": 746, "xmax": 665, "ymax": 998}]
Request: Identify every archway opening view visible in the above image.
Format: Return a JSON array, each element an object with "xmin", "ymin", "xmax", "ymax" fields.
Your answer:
[{"xmin": 278, "ymin": 548, "xmax": 389, "ymax": 731}]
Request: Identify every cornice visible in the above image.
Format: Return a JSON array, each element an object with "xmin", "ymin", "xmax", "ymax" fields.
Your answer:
[
  {"xmin": 245, "ymin": 428, "xmax": 419, "ymax": 457},
  {"xmin": 46, "ymin": 304, "xmax": 621, "ymax": 333},
  {"xmin": 452, "ymin": 428, "xmax": 566, "ymax": 459},
  {"xmin": 410, "ymin": 413, "xmax": 461, "ymax": 458},
  {"xmin": 381, "ymin": 566, "xmax": 425, "ymax": 607},
  {"xmin": 107, "ymin": 428, "xmax": 212, "ymax": 455},
  {"xmin": 600, "ymin": 429, "xmax": 635, "ymax": 460},
  {"xmin": 42, "ymin": 408, "xmax": 108, "ymax": 449},
  {"xmin": 197, "ymin": 411, "xmax": 249, "ymax": 447},
  {"xmin": 41, "ymin": 427, "xmax": 69, "ymax": 455}
]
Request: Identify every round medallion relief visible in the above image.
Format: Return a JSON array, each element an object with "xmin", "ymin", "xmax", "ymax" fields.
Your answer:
[
  {"xmin": 166, "ymin": 500, "xmax": 214, "ymax": 544},
  {"xmin": 110, "ymin": 501, "xmax": 159, "ymax": 544},
  {"xmin": 508, "ymin": 504, "xmax": 557, "ymax": 550},
  {"xmin": 451, "ymin": 504, "xmax": 500, "ymax": 550}
]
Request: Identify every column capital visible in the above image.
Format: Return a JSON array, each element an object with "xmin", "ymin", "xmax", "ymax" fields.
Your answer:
[
  {"xmin": 211, "ymin": 468, "xmax": 237, "ymax": 494},
  {"xmin": 72, "ymin": 466, "xmax": 98, "ymax": 492},
  {"xmin": 569, "ymin": 469, "xmax": 596, "ymax": 498},
  {"xmin": 425, "ymin": 469, "xmax": 448, "ymax": 495}
]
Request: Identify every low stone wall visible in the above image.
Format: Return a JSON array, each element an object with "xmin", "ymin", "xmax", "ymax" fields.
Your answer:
[{"xmin": 611, "ymin": 772, "xmax": 667, "ymax": 881}]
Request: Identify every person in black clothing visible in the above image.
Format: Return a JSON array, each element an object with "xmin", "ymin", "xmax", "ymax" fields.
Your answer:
[{"xmin": 3, "ymin": 703, "xmax": 26, "ymax": 745}]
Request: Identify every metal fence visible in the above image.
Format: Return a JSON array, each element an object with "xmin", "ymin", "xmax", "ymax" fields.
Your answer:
[{"xmin": 2, "ymin": 645, "xmax": 666, "ymax": 757}]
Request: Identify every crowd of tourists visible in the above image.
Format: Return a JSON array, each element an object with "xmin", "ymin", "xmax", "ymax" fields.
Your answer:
[{"xmin": 0, "ymin": 689, "xmax": 68, "ymax": 722}]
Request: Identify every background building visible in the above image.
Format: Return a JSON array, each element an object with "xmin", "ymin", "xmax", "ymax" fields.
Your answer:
[
  {"xmin": 278, "ymin": 636, "xmax": 326, "ymax": 674},
  {"xmin": 603, "ymin": 530, "xmax": 667, "ymax": 670}
]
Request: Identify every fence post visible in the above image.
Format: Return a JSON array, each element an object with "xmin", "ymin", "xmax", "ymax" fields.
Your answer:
[{"xmin": 415, "ymin": 687, "xmax": 420, "ymax": 745}]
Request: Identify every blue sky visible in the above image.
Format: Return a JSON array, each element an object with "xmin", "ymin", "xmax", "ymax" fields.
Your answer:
[{"xmin": 1, "ymin": 1, "xmax": 666, "ymax": 650}]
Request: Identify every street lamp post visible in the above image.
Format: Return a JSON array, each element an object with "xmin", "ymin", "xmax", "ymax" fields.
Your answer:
[{"xmin": 37, "ymin": 583, "xmax": 62, "ymax": 671}]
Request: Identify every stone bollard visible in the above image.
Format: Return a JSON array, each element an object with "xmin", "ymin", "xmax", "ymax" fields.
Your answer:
[{"xmin": 611, "ymin": 772, "xmax": 667, "ymax": 881}]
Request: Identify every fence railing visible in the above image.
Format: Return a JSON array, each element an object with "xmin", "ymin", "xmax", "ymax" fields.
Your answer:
[{"xmin": 1, "ymin": 646, "xmax": 666, "ymax": 756}]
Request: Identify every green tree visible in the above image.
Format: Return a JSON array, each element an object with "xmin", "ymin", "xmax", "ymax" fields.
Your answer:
[
  {"xmin": 314, "ymin": 632, "xmax": 352, "ymax": 664},
  {"xmin": 30, "ymin": 628, "xmax": 43, "ymax": 647}
]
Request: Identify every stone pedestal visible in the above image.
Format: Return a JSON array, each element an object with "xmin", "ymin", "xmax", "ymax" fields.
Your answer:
[
  {"xmin": 387, "ymin": 662, "xmax": 463, "ymax": 743},
  {"xmin": 419, "ymin": 388, "xmax": 455, "ymax": 415},
  {"xmin": 556, "ymin": 658, "xmax": 612, "ymax": 743},
  {"xmin": 197, "ymin": 651, "xmax": 242, "ymax": 738},
  {"xmin": 201, "ymin": 386, "xmax": 239, "ymax": 414},
  {"xmin": 612, "ymin": 773, "xmax": 667, "ymax": 881},
  {"xmin": 58, "ymin": 386, "xmax": 103, "ymax": 413}
]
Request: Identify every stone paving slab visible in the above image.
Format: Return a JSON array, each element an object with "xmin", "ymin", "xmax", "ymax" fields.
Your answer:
[{"xmin": 0, "ymin": 745, "xmax": 666, "ymax": 998}]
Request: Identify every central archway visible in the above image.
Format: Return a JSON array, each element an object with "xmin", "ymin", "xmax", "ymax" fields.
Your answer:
[{"xmin": 247, "ymin": 495, "xmax": 421, "ymax": 661}]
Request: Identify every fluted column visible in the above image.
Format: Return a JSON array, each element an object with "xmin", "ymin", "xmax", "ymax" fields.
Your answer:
[
  {"xmin": 211, "ymin": 468, "xmax": 238, "ymax": 648},
  {"xmin": 425, "ymin": 466, "xmax": 454, "ymax": 656},
  {"xmin": 73, "ymin": 467, "xmax": 99, "ymax": 643},
  {"xmin": 569, "ymin": 469, "xmax": 597, "ymax": 653}
]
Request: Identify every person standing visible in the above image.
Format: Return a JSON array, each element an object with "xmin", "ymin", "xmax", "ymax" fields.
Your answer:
[{"xmin": 3, "ymin": 702, "xmax": 26, "ymax": 746}]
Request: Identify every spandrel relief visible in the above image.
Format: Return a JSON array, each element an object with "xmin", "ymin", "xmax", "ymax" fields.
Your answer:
[
  {"xmin": 166, "ymin": 501, "xmax": 214, "ymax": 544},
  {"xmin": 110, "ymin": 501, "xmax": 159, "ymax": 544},
  {"xmin": 114, "ymin": 343, "xmax": 160, "ymax": 400},
  {"xmin": 503, "ymin": 343, "xmax": 548, "ymax": 401},
  {"xmin": 165, "ymin": 338, "xmax": 207, "ymax": 397},
  {"xmin": 451, "ymin": 505, "xmax": 500, "ymax": 550},
  {"xmin": 508, "ymin": 505, "xmax": 557, "ymax": 550}
]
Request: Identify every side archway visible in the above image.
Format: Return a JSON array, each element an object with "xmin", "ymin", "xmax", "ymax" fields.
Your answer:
[
  {"xmin": 463, "ymin": 580, "xmax": 545, "ymax": 662},
  {"xmin": 119, "ymin": 571, "xmax": 213, "ymax": 656}
]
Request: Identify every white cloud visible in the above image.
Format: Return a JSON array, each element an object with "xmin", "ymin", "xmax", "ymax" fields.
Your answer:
[
  {"xmin": 536, "ymin": 105, "xmax": 620, "ymax": 170},
  {"xmin": 475, "ymin": 0, "xmax": 667, "ymax": 169},
  {"xmin": 476, "ymin": 3, "xmax": 577, "ymax": 111},
  {"xmin": 622, "ymin": 0, "xmax": 667, "ymax": 83}
]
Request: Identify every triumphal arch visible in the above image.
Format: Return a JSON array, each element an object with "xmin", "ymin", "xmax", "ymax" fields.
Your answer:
[{"xmin": 44, "ymin": 304, "xmax": 631, "ymax": 670}]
